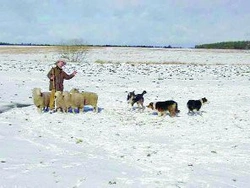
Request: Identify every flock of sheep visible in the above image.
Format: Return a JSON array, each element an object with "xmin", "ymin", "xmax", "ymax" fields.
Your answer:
[{"xmin": 32, "ymin": 88, "xmax": 98, "ymax": 113}]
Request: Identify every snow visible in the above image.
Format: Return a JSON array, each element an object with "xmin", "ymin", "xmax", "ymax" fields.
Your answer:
[{"xmin": 0, "ymin": 46, "xmax": 250, "ymax": 187}]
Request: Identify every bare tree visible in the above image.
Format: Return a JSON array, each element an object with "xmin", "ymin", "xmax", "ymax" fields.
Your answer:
[{"xmin": 58, "ymin": 39, "xmax": 89, "ymax": 63}]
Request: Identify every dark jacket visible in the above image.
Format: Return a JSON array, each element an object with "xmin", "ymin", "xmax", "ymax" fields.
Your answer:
[{"xmin": 47, "ymin": 66, "xmax": 75, "ymax": 91}]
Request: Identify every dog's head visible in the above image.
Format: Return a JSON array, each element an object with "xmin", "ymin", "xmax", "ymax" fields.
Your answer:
[
  {"xmin": 127, "ymin": 91, "xmax": 135, "ymax": 101},
  {"xmin": 201, "ymin": 97, "xmax": 208, "ymax": 104},
  {"xmin": 146, "ymin": 102, "xmax": 154, "ymax": 110}
]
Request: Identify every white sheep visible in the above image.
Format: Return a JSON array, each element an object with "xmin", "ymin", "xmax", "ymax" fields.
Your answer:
[
  {"xmin": 81, "ymin": 91, "xmax": 98, "ymax": 112},
  {"xmin": 70, "ymin": 92, "xmax": 85, "ymax": 113},
  {"xmin": 62, "ymin": 91, "xmax": 72, "ymax": 112},
  {"xmin": 70, "ymin": 88, "xmax": 98, "ymax": 112},
  {"xmin": 54, "ymin": 90, "xmax": 85, "ymax": 113},
  {"xmin": 32, "ymin": 88, "xmax": 50, "ymax": 112},
  {"xmin": 54, "ymin": 91, "xmax": 70, "ymax": 112}
]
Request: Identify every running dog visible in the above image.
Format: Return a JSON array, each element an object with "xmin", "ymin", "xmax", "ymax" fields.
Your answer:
[
  {"xmin": 147, "ymin": 100, "xmax": 180, "ymax": 117},
  {"xmin": 187, "ymin": 97, "xmax": 208, "ymax": 113},
  {"xmin": 127, "ymin": 90, "xmax": 147, "ymax": 109}
]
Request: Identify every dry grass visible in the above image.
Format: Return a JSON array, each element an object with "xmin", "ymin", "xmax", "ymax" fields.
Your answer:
[
  {"xmin": 0, "ymin": 45, "xmax": 94, "ymax": 54},
  {"xmin": 0, "ymin": 46, "xmax": 56, "ymax": 54}
]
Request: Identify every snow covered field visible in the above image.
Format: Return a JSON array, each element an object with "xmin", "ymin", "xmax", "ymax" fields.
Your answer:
[{"xmin": 0, "ymin": 46, "xmax": 250, "ymax": 187}]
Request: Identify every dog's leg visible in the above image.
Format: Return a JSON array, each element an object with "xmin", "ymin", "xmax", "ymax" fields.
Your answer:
[
  {"xmin": 168, "ymin": 107, "xmax": 176, "ymax": 117},
  {"xmin": 197, "ymin": 111, "xmax": 203, "ymax": 116},
  {"xmin": 171, "ymin": 111, "xmax": 176, "ymax": 117},
  {"xmin": 141, "ymin": 101, "xmax": 145, "ymax": 111},
  {"xmin": 188, "ymin": 110, "xmax": 192, "ymax": 115},
  {"xmin": 141, "ymin": 105, "xmax": 145, "ymax": 112},
  {"xmin": 137, "ymin": 101, "xmax": 144, "ymax": 112}
]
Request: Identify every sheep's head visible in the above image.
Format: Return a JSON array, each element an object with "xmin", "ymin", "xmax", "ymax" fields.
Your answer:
[
  {"xmin": 32, "ymin": 88, "xmax": 42, "ymax": 97},
  {"xmin": 70, "ymin": 88, "xmax": 80, "ymax": 94},
  {"xmin": 55, "ymin": 91, "xmax": 63, "ymax": 98}
]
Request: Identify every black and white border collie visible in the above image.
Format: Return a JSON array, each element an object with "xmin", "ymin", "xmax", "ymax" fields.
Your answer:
[
  {"xmin": 147, "ymin": 100, "xmax": 180, "ymax": 117},
  {"xmin": 127, "ymin": 90, "xmax": 147, "ymax": 109},
  {"xmin": 187, "ymin": 97, "xmax": 208, "ymax": 113}
]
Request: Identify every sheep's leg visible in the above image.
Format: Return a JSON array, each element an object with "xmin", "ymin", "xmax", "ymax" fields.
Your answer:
[
  {"xmin": 37, "ymin": 107, "xmax": 42, "ymax": 113},
  {"xmin": 72, "ymin": 108, "xmax": 77, "ymax": 114},
  {"xmin": 94, "ymin": 105, "xmax": 98, "ymax": 113}
]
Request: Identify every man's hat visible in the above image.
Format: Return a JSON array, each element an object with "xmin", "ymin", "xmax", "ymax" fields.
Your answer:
[{"xmin": 56, "ymin": 59, "xmax": 67, "ymax": 65}]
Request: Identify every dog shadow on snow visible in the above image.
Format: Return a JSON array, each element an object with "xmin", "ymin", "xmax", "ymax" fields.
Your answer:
[
  {"xmin": 150, "ymin": 112, "xmax": 181, "ymax": 117},
  {"xmin": 187, "ymin": 111, "xmax": 206, "ymax": 116},
  {"xmin": 149, "ymin": 111, "xmax": 206, "ymax": 117},
  {"xmin": 129, "ymin": 106, "xmax": 146, "ymax": 112}
]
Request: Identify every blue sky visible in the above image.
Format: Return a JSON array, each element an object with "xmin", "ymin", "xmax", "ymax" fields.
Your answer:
[{"xmin": 0, "ymin": 0, "xmax": 249, "ymax": 47}]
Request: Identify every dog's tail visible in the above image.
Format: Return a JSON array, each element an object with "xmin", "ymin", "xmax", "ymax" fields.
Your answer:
[{"xmin": 141, "ymin": 90, "xmax": 147, "ymax": 96}]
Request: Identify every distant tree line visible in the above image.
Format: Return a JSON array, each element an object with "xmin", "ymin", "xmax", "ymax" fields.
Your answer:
[
  {"xmin": 195, "ymin": 41, "xmax": 250, "ymax": 50},
  {"xmin": 0, "ymin": 42, "xmax": 176, "ymax": 49},
  {"xmin": 87, "ymin": 44, "xmax": 175, "ymax": 48},
  {"xmin": 0, "ymin": 42, "xmax": 51, "ymax": 46}
]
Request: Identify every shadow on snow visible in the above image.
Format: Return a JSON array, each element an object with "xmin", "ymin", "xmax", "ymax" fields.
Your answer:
[{"xmin": 0, "ymin": 102, "xmax": 32, "ymax": 114}]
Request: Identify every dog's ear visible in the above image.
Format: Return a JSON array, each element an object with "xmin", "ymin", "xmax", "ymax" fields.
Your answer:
[
  {"xmin": 147, "ymin": 102, "xmax": 153, "ymax": 109},
  {"xmin": 202, "ymin": 97, "xmax": 207, "ymax": 103}
]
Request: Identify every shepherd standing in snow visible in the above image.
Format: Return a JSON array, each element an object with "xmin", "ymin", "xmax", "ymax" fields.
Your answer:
[{"xmin": 47, "ymin": 59, "xmax": 77, "ymax": 111}]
